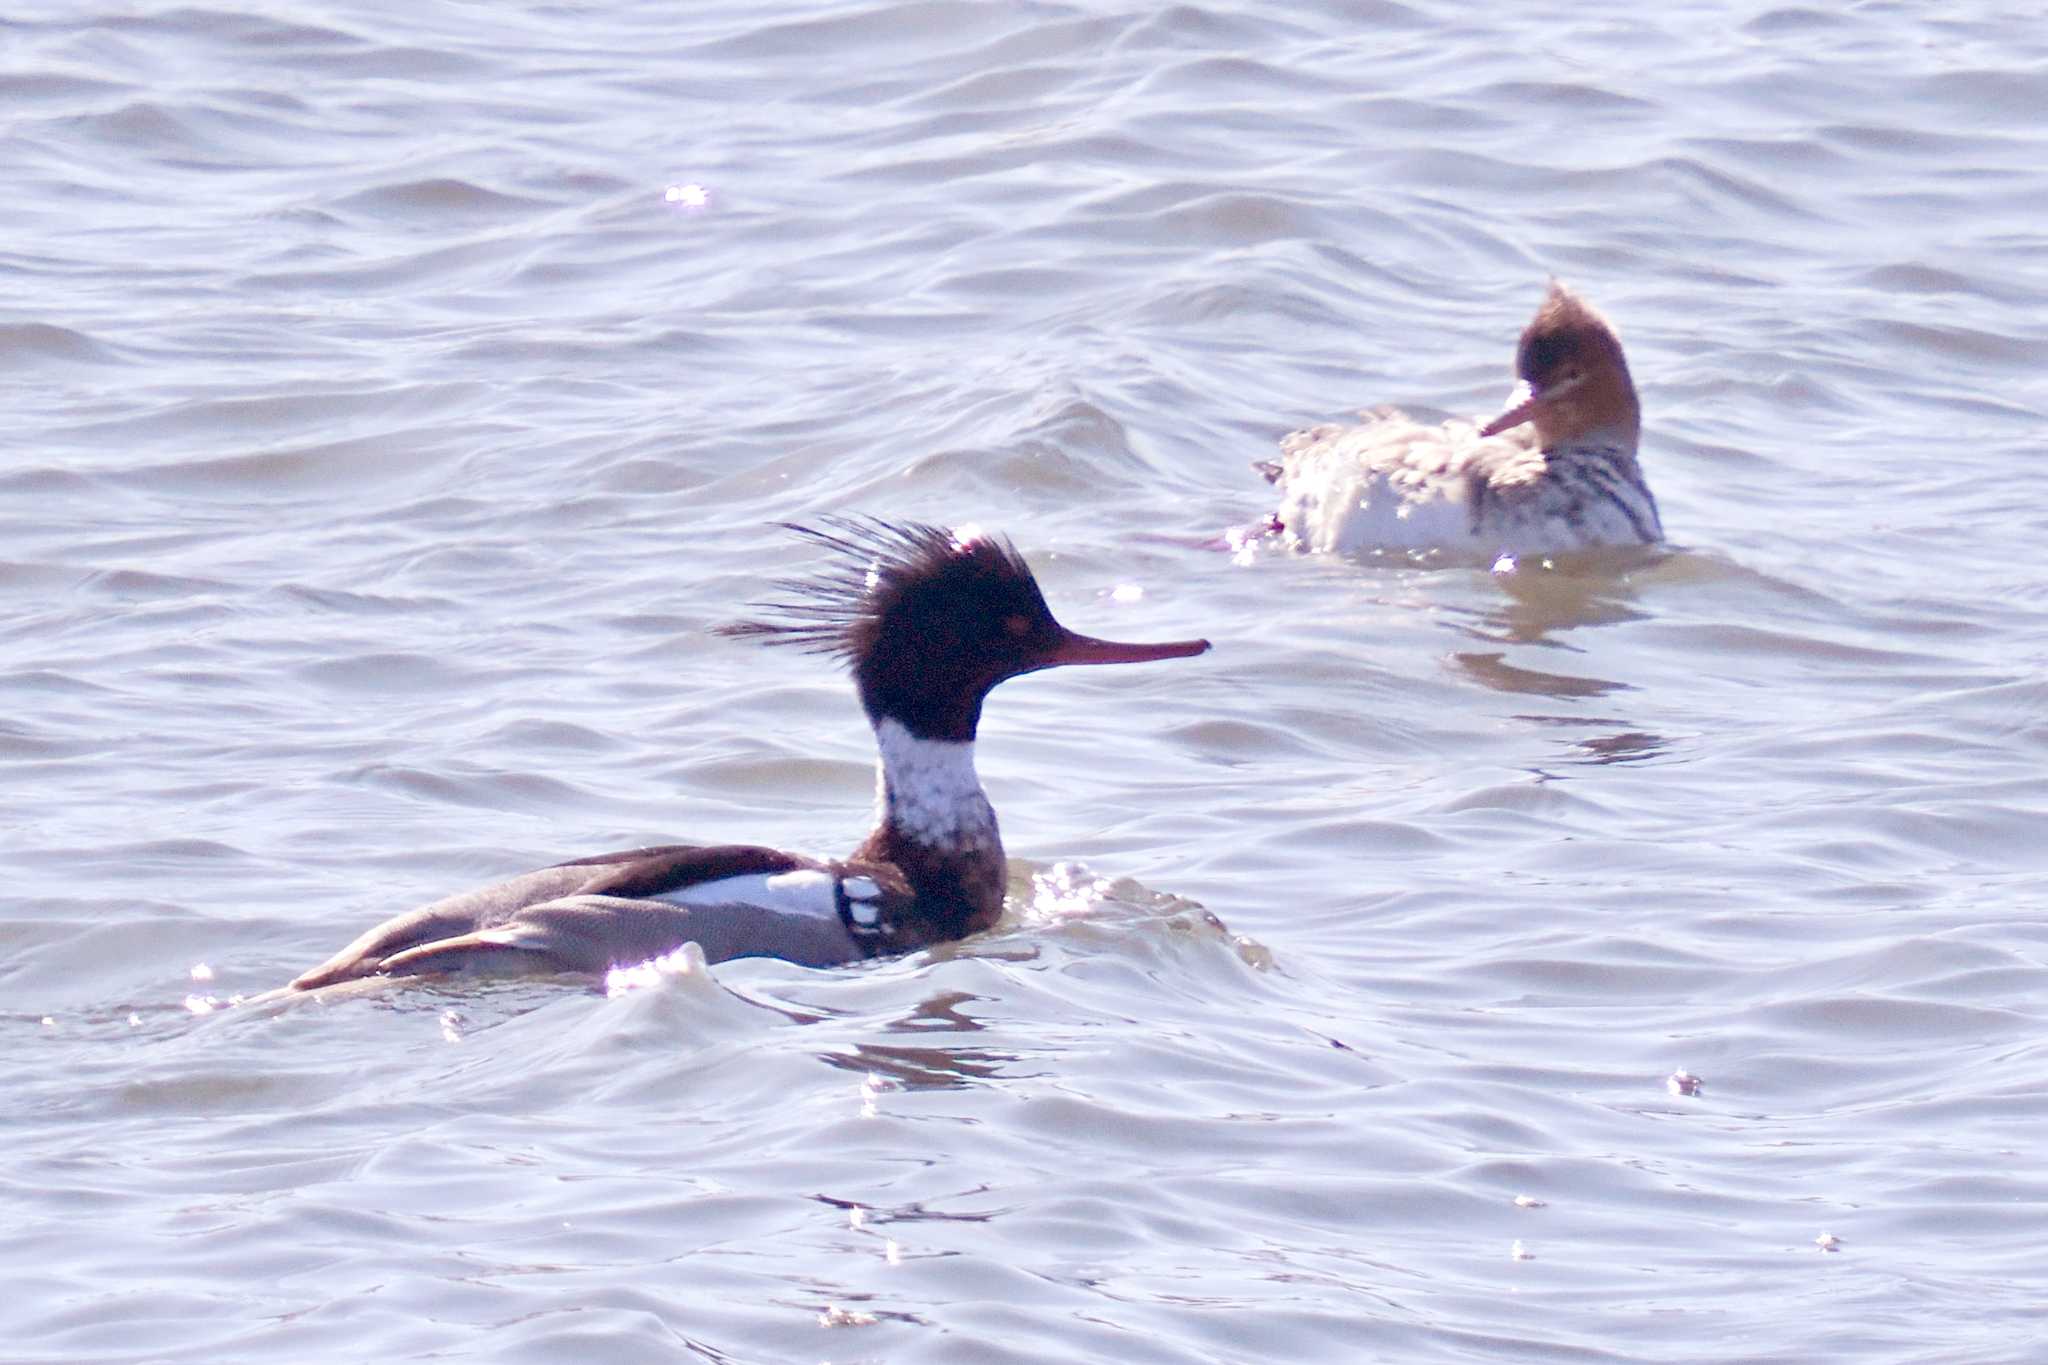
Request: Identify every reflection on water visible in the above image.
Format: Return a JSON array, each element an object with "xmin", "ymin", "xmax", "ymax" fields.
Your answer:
[
  {"xmin": 815, "ymin": 1190, "xmax": 1004, "ymax": 1226},
  {"xmin": 1562, "ymin": 728, "xmax": 1671, "ymax": 766},
  {"xmin": 885, "ymin": 989, "xmax": 987, "ymax": 1035},
  {"xmin": 819, "ymin": 1039, "xmax": 1018, "ymax": 1090},
  {"xmin": 818, "ymin": 989, "xmax": 1018, "ymax": 1089},
  {"xmin": 1450, "ymin": 649, "xmax": 1631, "ymax": 700},
  {"xmin": 1516, "ymin": 713, "xmax": 1674, "ymax": 769},
  {"xmin": 1452, "ymin": 551, "xmax": 1662, "ymax": 646},
  {"xmin": 1439, "ymin": 552, "xmax": 1664, "ymax": 700},
  {"xmin": 1435, "ymin": 552, "xmax": 1680, "ymax": 763}
]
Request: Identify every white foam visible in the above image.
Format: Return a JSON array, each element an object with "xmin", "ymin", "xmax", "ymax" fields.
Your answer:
[{"xmin": 605, "ymin": 940, "xmax": 709, "ymax": 997}]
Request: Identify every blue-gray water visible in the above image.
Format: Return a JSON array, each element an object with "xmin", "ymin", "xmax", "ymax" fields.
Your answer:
[{"xmin": 6, "ymin": 2, "xmax": 2047, "ymax": 1361}]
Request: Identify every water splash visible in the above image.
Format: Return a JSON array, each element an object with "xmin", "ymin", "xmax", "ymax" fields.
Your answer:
[{"xmin": 604, "ymin": 940, "xmax": 710, "ymax": 997}]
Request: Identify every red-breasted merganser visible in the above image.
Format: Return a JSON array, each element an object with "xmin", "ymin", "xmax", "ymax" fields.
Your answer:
[
  {"xmin": 285, "ymin": 519, "xmax": 1209, "ymax": 990},
  {"xmin": 1257, "ymin": 282, "xmax": 1661, "ymax": 556}
]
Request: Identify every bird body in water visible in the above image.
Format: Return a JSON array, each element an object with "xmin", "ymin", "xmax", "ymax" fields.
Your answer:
[
  {"xmin": 1259, "ymin": 283, "xmax": 1660, "ymax": 558},
  {"xmin": 284, "ymin": 520, "xmax": 1209, "ymax": 991}
]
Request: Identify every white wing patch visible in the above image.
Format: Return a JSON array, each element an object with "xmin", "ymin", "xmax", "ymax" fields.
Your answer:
[{"xmin": 652, "ymin": 869, "xmax": 839, "ymax": 921}]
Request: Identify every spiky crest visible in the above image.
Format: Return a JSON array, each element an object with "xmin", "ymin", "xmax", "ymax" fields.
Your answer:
[{"xmin": 717, "ymin": 517, "xmax": 1040, "ymax": 667}]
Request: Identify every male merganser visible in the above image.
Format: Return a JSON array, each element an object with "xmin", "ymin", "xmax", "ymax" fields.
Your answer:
[
  {"xmin": 1257, "ymin": 282, "xmax": 1661, "ymax": 556},
  {"xmin": 285, "ymin": 519, "xmax": 1209, "ymax": 990}
]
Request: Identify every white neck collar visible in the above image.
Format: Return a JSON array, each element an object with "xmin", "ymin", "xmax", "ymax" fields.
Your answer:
[{"xmin": 872, "ymin": 717, "xmax": 998, "ymax": 850}]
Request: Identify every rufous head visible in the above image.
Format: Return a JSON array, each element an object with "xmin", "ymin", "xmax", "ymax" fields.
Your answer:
[{"xmin": 1478, "ymin": 282, "xmax": 1639, "ymax": 449}]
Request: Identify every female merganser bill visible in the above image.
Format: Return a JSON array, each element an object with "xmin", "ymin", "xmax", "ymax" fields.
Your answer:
[
  {"xmin": 285, "ymin": 519, "xmax": 1209, "ymax": 990},
  {"xmin": 1258, "ymin": 282, "xmax": 1661, "ymax": 556}
]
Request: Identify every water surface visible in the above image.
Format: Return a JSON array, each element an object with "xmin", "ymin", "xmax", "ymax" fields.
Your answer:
[{"xmin": 6, "ymin": 2, "xmax": 2048, "ymax": 1361}]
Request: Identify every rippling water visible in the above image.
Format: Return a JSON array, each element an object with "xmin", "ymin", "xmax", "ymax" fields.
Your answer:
[{"xmin": 7, "ymin": 2, "xmax": 2048, "ymax": 1360}]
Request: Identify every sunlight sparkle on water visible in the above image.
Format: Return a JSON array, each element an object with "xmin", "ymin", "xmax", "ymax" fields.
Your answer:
[
  {"xmin": 1111, "ymin": 583, "xmax": 1144, "ymax": 603},
  {"xmin": 1224, "ymin": 523, "xmax": 1267, "ymax": 567},
  {"xmin": 859, "ymin": 1070, "xmax": 897, "ymax": 1119},
  {"xmin": 1030, "ymin": 861, "xmax": 1110, "ymax": 920},
  {"xmin": 662, "ymin": 182, "xmax": 709, "ymax": 207}
]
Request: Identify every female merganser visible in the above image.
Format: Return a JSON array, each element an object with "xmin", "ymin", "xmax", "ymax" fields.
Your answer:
[
  {"xmin": 285, "ymin": 519, "xmax": 1209, "ymax": 990},
  {"xmin": 1258, "ymin": 282, "xmax": 1661, "ymax": 556}
]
